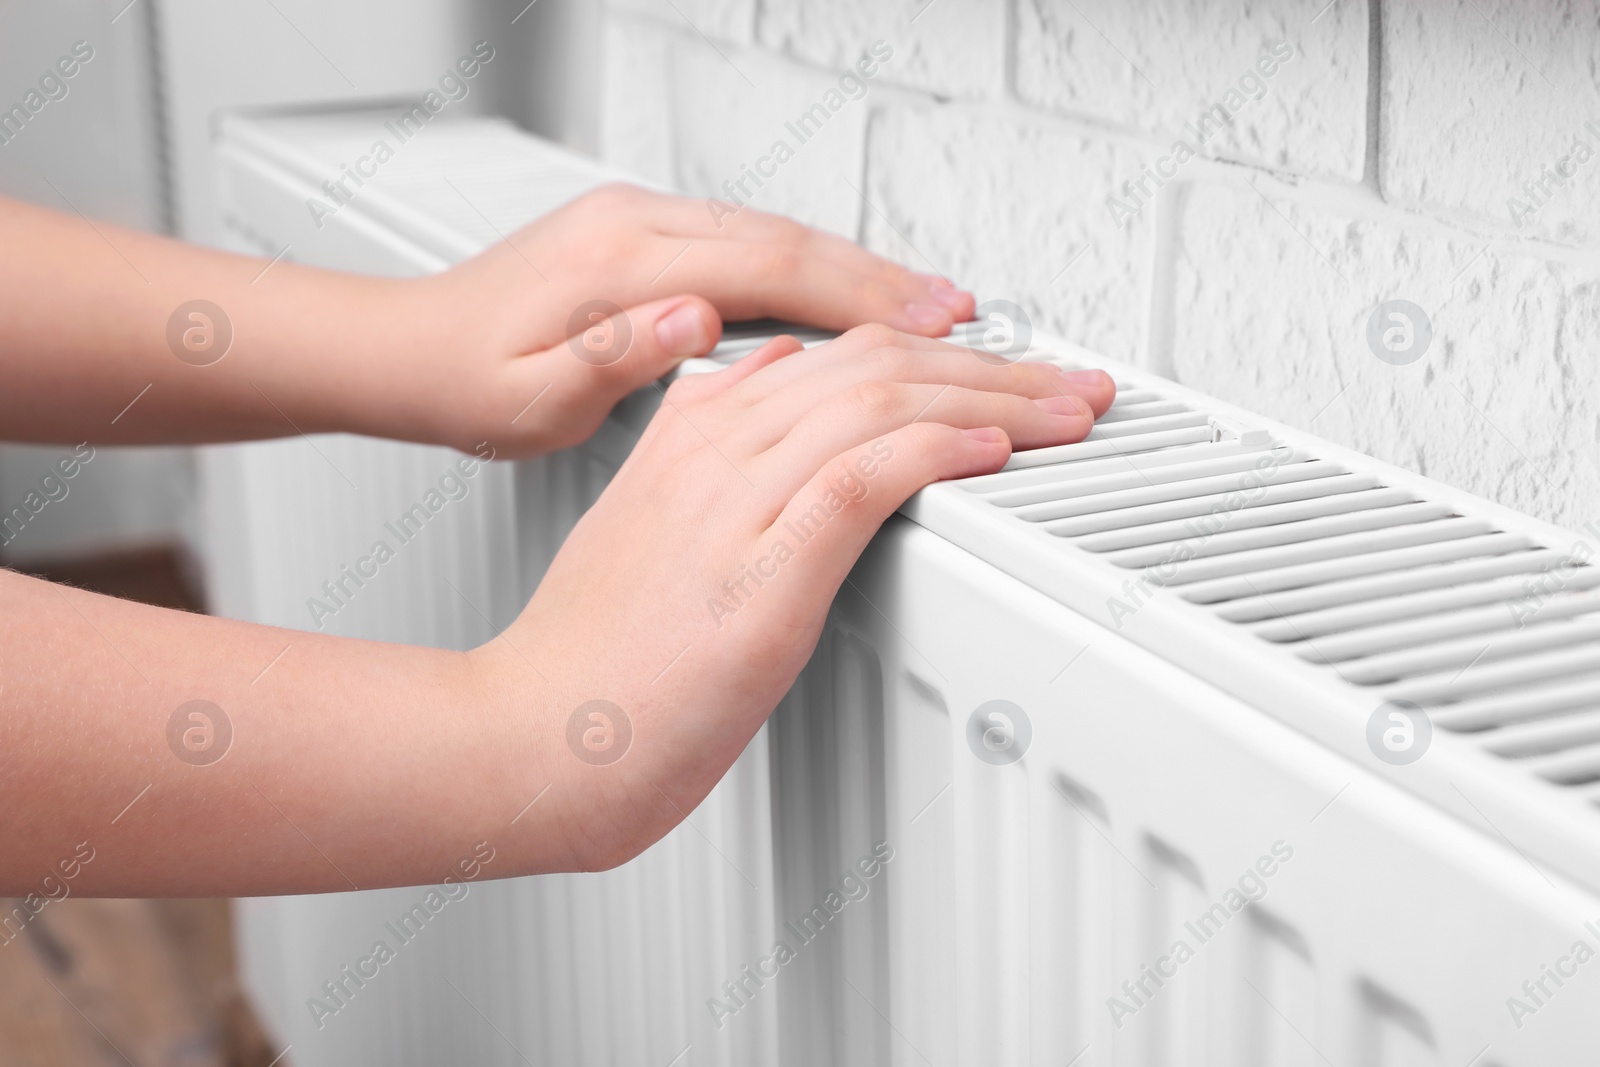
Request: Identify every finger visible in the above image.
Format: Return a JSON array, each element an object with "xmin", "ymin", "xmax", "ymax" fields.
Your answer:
[
  {"xmin": 721, "ymin": 216, "xmax": 971, "ymax": 316},
  {"xmin": 750, "ymin": 382, "xmax": 1094, "ymax": 494},
  {"xmin": 723, "ymin": 325, "xmax": 1116, "ymax": 417},
  {"xmin": 650, "ymin": 197, "xmax": 971, "ymax": 315},
  {"xmin": 693, "ymin": 334, "xmax": 807, "ymax": 397},
  {"xmin": 769, "ymin": 357, "xmax": 1114, "ymax": 418},
  {"xmin": 720, "ymin": 325, "xmax": 971, "ymax": 404},
  {"xmin": 744, "ymin": 347, "xmax": 1115, "ymax": 438},
  {"xmin": 668, "ymin": 243, "xmax": 961, "ymax": 336},
  {"xmin": 736, "ymin": 361, "xmax": 1100, "ymax": 457},
  {"xmin": 726, "ymin": 221, "xmax": 975, "ymax": 323},
  {"xmin": 699, "ymin": 204, "xmax": 975, "ymax": 322},
  {"xmin": 749, "ymin": 424, "xmax": 1012, "ymax": 609},
  {"xmin": 504, "ymin": 296, "xmax": 722, "ymax": 447},
  {"xmin": 544, "ymin": 294, "xmax": 722, "ymax": 393}
]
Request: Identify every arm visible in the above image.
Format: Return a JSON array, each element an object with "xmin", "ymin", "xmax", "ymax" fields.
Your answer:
[
  {"xmin": 0, "ymin": 184, "xmax": 978, "ymax": 458},
  {"xmin": 1, "ymin": 328, "xmax": 1115, "ymax": 896}
]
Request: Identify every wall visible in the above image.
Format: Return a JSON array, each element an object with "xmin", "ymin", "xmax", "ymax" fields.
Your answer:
[{"xmin": 597, "ymin": 0, "xmax": 1600, "ymax": 531}]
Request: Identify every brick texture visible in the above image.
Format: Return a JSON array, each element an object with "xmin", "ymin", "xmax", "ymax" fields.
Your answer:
[
  {"xmin": 669, "ymin": 36, "xmax": 872, "ymax": 237},
  {"xmin": 1382, "ymin": 0, "xmax": 1600, "ymax": 247},
  {"xmin": 607, "ymin": 0, "xmax": 754, "ymax": 43},
  {"xmin": 1015, "ymin": 0, "xmax": 1369, "ymax": 179},
  {"xmin": 600, "ymin": 15, "xmax": 676, "ymax": 188},
  {"xmin": 757, "ymin": 0, "xmax": 1004, "ymax": 99},
  {"xmin": 864, "ymin": 106, "xmax": 1151, "ymax": 363},
  {"xmin": 1170, "ymin": 180, "xmax": 1600, "ymax": 528}
]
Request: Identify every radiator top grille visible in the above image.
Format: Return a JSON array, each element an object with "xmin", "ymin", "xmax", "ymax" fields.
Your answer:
[
  {"xmin": 724, "ymin": 318, "xmax": 1600, "ymax": 809},
  {"xmin": 935, "ymin": 323, "xmax": 1600, "ymax": 803}
]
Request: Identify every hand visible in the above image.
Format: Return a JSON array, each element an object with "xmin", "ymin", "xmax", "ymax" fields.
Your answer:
[
  {"xmin": 398, "ymin": 184, "xmax": 977, "ymax": 459},
  {"xmin": 0, "ymin": 333, "xmax": 1109, "ymax": 895},
  {"xmin": 479, "ymin": 326, "xmax": 1115, "ymax": 869}
]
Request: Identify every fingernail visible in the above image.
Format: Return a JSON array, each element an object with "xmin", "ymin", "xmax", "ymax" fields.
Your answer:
[
  {"xmin": 929, "ymin": 286, "xmax": 970, "ymax": 311},
  {"xmin": 1035, "ymin": 394, "xmax": 1094, "ymax": 418},
  {"xmin": 656, "ymin": 303, "xmax": 710, "ymax": 359},
  {"xmin": 963, "ymin": 426, "xmax": 1006, "ymax": 443},
  {"xmin": 905, "ymin": 302, "xmax": 948, "ymax": 330},
  {"xmin": 915, "ymin": 272, "xmax": 954, "ymax": 289},
  {"xmin": 1059, "ymin": 367, "xmax": 1111, "ymax": 388}
]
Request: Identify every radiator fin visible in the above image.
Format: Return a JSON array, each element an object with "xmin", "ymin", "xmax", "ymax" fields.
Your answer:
[{"xmin": 934, "ymin": 337, "xmax": 1600, "ymax": 801}]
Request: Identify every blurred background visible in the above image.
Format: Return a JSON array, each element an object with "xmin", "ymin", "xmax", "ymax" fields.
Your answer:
[{"xmin": 5, "ymin": 0, "xmax": 1600, "ymax": 1063}]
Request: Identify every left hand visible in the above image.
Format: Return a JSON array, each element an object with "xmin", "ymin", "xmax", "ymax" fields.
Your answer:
[{"xmin": 394, "ymin": 183, "xmax": 976, "ymax": 459}]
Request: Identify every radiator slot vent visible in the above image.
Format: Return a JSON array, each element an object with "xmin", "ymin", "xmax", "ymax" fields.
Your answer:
[{"xmin": 948, "ymin": 351, "xmax": 1600, "ymax": 796}]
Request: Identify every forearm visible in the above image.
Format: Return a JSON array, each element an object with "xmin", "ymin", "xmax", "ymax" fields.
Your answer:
[
  {"xmin": 0, "ymin": 196, "xmax": 447, "ymax": 447},
  {"xmin": 0, "ymin": 566, "xmax": 571, "ymax": 897}
]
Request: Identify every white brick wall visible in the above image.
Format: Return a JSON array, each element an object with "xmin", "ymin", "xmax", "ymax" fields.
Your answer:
[
  {"xmin": 1015, "ymin": 0, "xmax": 1369, "ymax": 178},
  {"xmin": 597, "ymin": 0, "xmax": 1600, "ymax": 530},
  {"xmin": 1382, "ymin": 0, "xmax": 1600, "ymax": 247}
]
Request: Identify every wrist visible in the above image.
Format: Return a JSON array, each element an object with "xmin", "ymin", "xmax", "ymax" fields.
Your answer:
[
  {"xmin": 464, "ymin": 620, "xmax": 602, "ymax": 871},
  {"xmin": 327, "ymin": 273, "xmax": 480, "ymax": 450},
  {"xmin": 472, "ymin": 607, "xmax": 667, "ymax": 873}
]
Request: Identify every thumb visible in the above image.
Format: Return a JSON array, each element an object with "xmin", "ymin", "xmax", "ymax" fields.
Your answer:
[{"xmin": 569, "ymin": 295, "xmax": 723, "ymax": 394}]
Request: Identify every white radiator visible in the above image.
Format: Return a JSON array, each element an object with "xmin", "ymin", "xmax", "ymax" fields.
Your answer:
[{"xmin": 209, "ymin": 106, "xmax": 1600, "ymax": 1066}]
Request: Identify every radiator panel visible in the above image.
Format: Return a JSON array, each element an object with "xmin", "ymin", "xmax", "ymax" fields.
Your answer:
[
  {"xmin": 210, "ymin": 108, "xmax": 1600, "ymax": 1065},
  {"xmin": 831, "ymin": 522, "xmax": 1600, "ymax": 1065}
]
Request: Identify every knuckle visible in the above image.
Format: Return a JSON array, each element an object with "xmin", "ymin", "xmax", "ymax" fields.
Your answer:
[
  {"xmin": 571, "ymin": 232, "xmax": 624, "ymax": 271},
  {"xmin": 844, "ymin": 322, "xmax": 900, "ymax": 351},
  {"xmin": 870, "ymin": 346, "xmax": 920, "ymax": 380},
  {"xmin": 589, "ymin": 181, "xmax": 640, "ymax": 204},
  {"xmin": 901, "ymin": 420, "xmax": 954, "ymax": 456},
  {"xmin": 669, "ymin": 373, "xmax": 724, "ymax": 407},
  {"xmin": 769, "ymin": 215, "xmax": 808, "ymax": 245},
  {"xmin": 750, "ymin": 243, "xmax": 802, "ymax": 279},
  {"xmin": 1025, "ymin": 361, "xmax": 1065, "ymax": 395},
  {"xmin": 663, "ymin": 375, "xmax": 703, "ymax": 407},
  {"xmin": 847, "ymin": 379, "xmax": 905, "ymax": 422}
]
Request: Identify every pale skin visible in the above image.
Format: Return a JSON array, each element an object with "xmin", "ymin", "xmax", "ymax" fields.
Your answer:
[{"xmin": 0, "ymin": 183, "xmax": 1114, "ymax": 896}]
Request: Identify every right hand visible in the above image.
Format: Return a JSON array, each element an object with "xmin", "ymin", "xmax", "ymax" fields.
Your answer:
[{"xmin": 483, "ymin": 325, "xmax": 1115, "ymax": 870}]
